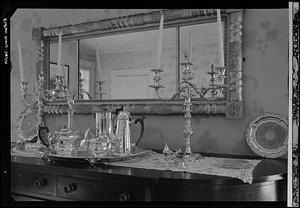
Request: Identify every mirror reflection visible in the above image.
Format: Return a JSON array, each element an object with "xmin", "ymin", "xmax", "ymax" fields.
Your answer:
[
  {"xmin": 48, "ymin": 20, "xmax": 226, "ymax": 101},
  {"xmin": 78, "ymin": 28, "xmax": 176, "ymax": 100}
]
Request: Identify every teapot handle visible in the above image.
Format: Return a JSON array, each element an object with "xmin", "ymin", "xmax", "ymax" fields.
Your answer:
[
  {"xmin": 133, "ymin": 115, "xmax": 145, "ymax": 147},
  {"xmin": 38, "ymin": 125, "xmax": 50, "ymax": 148}
]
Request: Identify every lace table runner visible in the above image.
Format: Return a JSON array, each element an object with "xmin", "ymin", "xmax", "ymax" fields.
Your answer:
[
  {"xmin": 104, "ymin": 151, "xmax": 261, "ymax": 184},
  {"xmin": 11, "ymin": 147, "xmax": 261, "ymax": 184}
]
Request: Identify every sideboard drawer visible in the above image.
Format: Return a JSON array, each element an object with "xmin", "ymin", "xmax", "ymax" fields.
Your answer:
[
  {"xmin": 57, "ymin": 176, "xmax": 146, "ymax": 201},
  {"xmin": 11, "ymin": 170, "xmax": 57, "ymax": 196}
]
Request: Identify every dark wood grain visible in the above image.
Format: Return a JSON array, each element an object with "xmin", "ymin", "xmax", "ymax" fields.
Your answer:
[
  {"xmin": 10, "ymin": 154, "xmax": 287, "ymax": 201},
  {"xmin": 11, "ymin": 170, "xmax": 57, "ymax": 196}
]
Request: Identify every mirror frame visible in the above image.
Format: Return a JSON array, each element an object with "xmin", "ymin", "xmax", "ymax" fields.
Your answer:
[{"xmin": 32, "ymin": 9, "xmax": 244, "ymax": 118}]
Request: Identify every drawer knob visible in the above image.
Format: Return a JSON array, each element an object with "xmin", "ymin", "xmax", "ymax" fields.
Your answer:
[
  {"xmin": 34, "ymin": 178, "xmax": 47, "ymax": 187},
  {"xmin": 64, "ymin": 183, "xmax": 77, "ymax": 194},
  {"xmin": 119, "ymin": 192, "xmax": 130, "ymax": 201}
]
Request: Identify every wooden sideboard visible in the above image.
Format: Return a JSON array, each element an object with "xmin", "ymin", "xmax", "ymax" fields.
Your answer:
[{"xmin": 10, "ymin": 154, "xmax": 287, "ymax": 202}]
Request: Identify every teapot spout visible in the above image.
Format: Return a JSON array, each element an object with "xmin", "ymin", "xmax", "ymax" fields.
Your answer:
[{"xmin": 80, "ymin": 128, "xmax": 95, "ymax": 147}]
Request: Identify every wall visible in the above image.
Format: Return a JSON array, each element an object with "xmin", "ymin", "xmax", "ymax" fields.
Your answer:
[{"xmin": 10, "ymin": 9, "xmax": 288, "ymax": 156}]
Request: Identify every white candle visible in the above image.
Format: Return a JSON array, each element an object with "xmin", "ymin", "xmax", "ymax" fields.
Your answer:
[
  {"xmin": 188, "ymin": 31, "xmax": 192, "ymax": 62},
  {"xmin": 57, "ymin": 32, "xmax": 63, "ymax": 76},
  {"xmin": 157, "ymin": 13, "xmax": 164, "ymax": 69},
  {"xmin": 217, "ymin": 9, "xmax": 224, "ymax": 67},
  {"xmin": 18, "ymin": 40, "xmax": 25, "ymax": 82},
  {"xmin": 96, "ymin": 42, "xmax": 101, "ymax": 81}
]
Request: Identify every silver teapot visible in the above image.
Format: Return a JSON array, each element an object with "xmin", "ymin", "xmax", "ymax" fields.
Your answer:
[
  {"xmin": 52, "ymin": 99, "xmax": 81, "ymax": 156},
  {"xmin": 54, "ymin": 128, "xmax": 81, "ymax": 156}
]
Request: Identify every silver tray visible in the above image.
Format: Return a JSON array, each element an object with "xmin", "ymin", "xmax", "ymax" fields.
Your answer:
[
  {"xmin": 16, "ymin": 104, "xmax": 39, "ymax": 142},
  {"xmin": 246, "ymin": 113, "xmax": 288, "ymax": 158},
  {"xmin": 46, "ymin": 149, "xmax": 151, "ymax": 165}
]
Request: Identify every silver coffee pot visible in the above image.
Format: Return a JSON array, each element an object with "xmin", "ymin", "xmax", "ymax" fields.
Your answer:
[{"xmin": 95, "ymin": 109, "xmax": 144, "ymax": 154}]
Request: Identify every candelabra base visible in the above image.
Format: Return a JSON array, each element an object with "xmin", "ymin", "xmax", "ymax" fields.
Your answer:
[{"xmin": 183, "ymin": 152, "xmax": 204, "ymax": 162}]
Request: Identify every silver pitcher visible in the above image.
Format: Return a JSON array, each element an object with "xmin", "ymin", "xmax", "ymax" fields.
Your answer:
[
  {"xmin": 95, "ymin": 109, "xmax": 144, "ymax": 154},
  {"xmin": 115, "ymin": 110, "xmax": 144, "ymax": 154}
]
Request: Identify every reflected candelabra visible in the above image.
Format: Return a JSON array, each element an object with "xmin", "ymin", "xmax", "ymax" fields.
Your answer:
[
  {"xmin": 96, "ymin": 81, "xmax": 106, "ymax": 100},
  {"xmin": 149, "ymin": 68, "xmax": 165, "ymax": 98},
  {"xmin": 61, "ymin": 85, "xmax": 70, "ymax": 100},
  {"xmin": 46, "ymin": 75, "xmax": 66, "ymax": 100},
  {"xmin": 78, "ymin": 72, "xmax": 92, "ymax": 100}
]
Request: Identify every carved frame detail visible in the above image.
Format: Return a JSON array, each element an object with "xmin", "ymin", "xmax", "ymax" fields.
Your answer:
[{"xmin": 33, "ymin": 9, "xmax": 244, "ymax": 118}]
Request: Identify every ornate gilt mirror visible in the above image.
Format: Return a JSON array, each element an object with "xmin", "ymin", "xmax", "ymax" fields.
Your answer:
[{"xmin": 32, "ymin": 9, "xmax": 244, "ymax": 118}]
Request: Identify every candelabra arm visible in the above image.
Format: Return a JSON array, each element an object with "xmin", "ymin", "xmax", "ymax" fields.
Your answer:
[
  {"xmin": 79, "ymin": 89, "xmax": 93, "ymax": 100},
  {"xmin": 149, "ymin": 68, "xmax": 164, "ymax": 98},
  {"xmin": 201, "ymin": 87, "xmax": 214, "ymax": 97},
  {"xmin": 193, "ymin": 87, "xmax": 203, "ymax": 98},
  {"xmin": 171, "ymin": 89, "xmax": 183, "ymax": 99}
]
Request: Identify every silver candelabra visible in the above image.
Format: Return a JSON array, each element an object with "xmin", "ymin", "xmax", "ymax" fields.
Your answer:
[
  {"xmin": 19, "ymin": 68, "xmax": 71, "ymax": 144},
  {"xmin": 172, "ymin": 51, "xmax": 228, "ymax": 155},
  {"xmin": 178, "ymin": 53, "xmax": 195, "ymax": 155}
]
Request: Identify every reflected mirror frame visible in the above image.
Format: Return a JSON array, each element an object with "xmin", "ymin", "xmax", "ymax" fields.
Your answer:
[{"xmin": 32, "ymin": 9, "xmax": 244, "ymax": 118}]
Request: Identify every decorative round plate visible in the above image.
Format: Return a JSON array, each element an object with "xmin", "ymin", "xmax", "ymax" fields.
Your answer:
[
  {"xmin": 246, "ymin": 113, "xmax": 288, "ymax": 158},
  {"xmin": 16, "ymin": 104, "xmax": 39, "ymax": 141}
]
